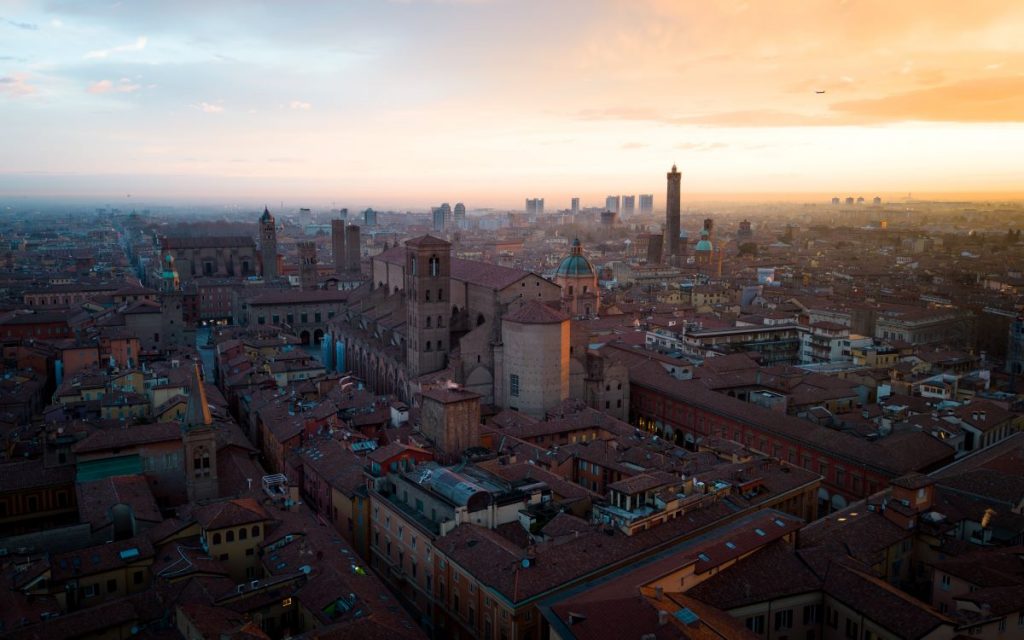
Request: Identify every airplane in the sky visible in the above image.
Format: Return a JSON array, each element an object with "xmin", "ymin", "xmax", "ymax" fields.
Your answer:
[{"xmin": 815, "ymin": 90, "xmax": 826, "ymax": 94}]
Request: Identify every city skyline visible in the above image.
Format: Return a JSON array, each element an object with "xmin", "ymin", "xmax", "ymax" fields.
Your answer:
[{"xmin": 2, "ymin": 0, "xmax": 1023, "ymax": 206}]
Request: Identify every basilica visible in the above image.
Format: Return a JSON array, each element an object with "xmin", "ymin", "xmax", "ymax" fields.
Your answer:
[{"xmin": 321, "ymin": 235, "xmax": 627, "ymax": 420}]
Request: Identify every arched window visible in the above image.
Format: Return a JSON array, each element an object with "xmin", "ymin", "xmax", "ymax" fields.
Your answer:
[
  {"xmin": 425, "ymin": 290, "xmax": 431, "ymax": 302},
  {"xmin": 429, "ymin": 255, "xmax": 440, "ymax": 277},
  {"xmin": 251, "ymin": 525, "xmax": 260, "ymax": 537},
  {"xmin": 437, "ymin": 315, "xmax": 443, "ymax": 328},
  {"xmin": 568, "ymin": 285, "xmax": 574, "ymax": 295},
  {"xmin": 226, "ymin": 530, "xmax": 235, "ymax": 542},
  {"xmin": 425, "ymin": 316, "xmax": 432, "ymax": 328},
  {"xmin": 583, "ymin": 285, "xmax": 588, "ymax": 294},
  {"xmin": 437, "ymin": 340, "xmax": 443, "ymax": 350},
  {"xmin": 476, "ymin": 313, "xmax": 485, "ymax": 327},
  {"xmin": 425, "ymin": 341, "xmax": 432, "ymax": 352},
  {"xmin": 437, "ymin": 288, "xmax": 444, "ymax": 301},
  {"xmin": 411, "ymin": 258, "xmax": 417, "ymax": 276},
  {"xmin": 212, "ymin": 532, "xmax": 221, "ymax": 545},
  {"xmin": 239, "ymin": 527, "xmax": 248, "ymax": 540}
]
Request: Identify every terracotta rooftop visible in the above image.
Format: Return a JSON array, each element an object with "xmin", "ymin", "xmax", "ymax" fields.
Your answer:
[{"xmin": 503, "ymin": 300, "xmax": 569, "ymax": 324}]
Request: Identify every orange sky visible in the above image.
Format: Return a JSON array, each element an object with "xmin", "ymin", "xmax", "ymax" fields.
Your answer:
[{"xmin": 1, "ymin": 0, "xmax": 1022, "ymax": 207}]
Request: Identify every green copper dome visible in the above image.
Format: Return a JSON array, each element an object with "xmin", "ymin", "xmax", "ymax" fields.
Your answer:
[
  {"xmin": 695, "ymin": 228, "xmax": 713, "ymax": 252},
  {"xmin": 555, "ymin": 238, "xmax": 595, "ymax": 277}
]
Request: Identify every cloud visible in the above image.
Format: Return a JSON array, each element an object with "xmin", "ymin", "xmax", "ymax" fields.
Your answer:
[
  {"xmin": 580, "ymin": 106, "xmax": 835, "ymax": 128},
  {"xmin": 288, "ymin": 100, "xmax": 312, "ymax": 110},
  {"xmin": 621, "ymin": 142, "xmax": 648, "ymax": 149},
  {"xmin": 675, "ymin": 142, "xmax": 729, "ymax": 151},
  {"xmin": 85, "ymin": 36, "xmax": 147, "ymax": 60},
  {"xmin": 87, "ymin": 78, "xmax": 141, "ymax": 94},
  {"xmin": 0, "ymin": 73, "xmax": 35, "ymax": 97},
  {"xmin": 831, "ymin": 76, "xmax": 1024, "ymax": 123},
  {"xmin": 4, "ymin": 18, "xmax": 38, "ymax": 30},
  {"xmin": 198, "ymin": 101, "xmax": 224, "ymax": 113}
]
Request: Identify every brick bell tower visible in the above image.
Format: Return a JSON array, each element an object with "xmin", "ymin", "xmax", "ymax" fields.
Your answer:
[{"xmin": 404, "ymin": 235, "xmax": 451, "ymax": 378}]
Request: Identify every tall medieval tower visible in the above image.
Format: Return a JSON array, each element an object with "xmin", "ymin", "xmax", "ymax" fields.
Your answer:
[
  {"xmin": 297, "ymin": 241, "xmax": 318, "ymax": 290},
  {"xmin": 158, "ymin": 252, "xmax": 184, "ymax": 351},
  {"xmin": 260, "ymin": 206, "xmax": 278, "ymax": 280},
  {"xmin": 665, "ymin": 164, "xmax": 681, "ymax": 263},
  {"xmin": 404, "ymin": 235, "xmax": 451, "ymax": 378}
]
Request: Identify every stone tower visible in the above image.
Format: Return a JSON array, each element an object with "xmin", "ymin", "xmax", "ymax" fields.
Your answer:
[
  {"xmin": 158, "ymin": 252, "xmax": 184, "ymax": 352},
  {"xmin": 665, "ymin": 165, "xmax": 681, "ymax": 263},
  {"xmin": 182, "ymin": 363, "xmax": 218, "ymax": 502},
  {"xmin": 405, "ymin": 235, "xmax": 451, "ymax": 378},
  {"xmin": 297, "ymin": 241, "xmax": 318, "ymax": 290},
  {"xmin": 345, "ymin": 224, "xmax": 361, "ymax": 273},
  {"xmin": 331, "ymin": 219, "xmax": 346, "ymax": 274},
  {"xmin": 260, "ymin": 206, "xmax": 278, "ymax": 280}
]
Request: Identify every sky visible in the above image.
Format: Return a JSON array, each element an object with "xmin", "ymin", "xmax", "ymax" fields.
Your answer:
[{"xmin": 1, "ymin": 0, "xmax": 1023, "ymax": 209}]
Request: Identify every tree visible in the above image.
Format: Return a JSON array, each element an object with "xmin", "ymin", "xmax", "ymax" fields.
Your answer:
[{"xmin": 738, "ymin": 242, "xmax": 758, "ymax": 257}]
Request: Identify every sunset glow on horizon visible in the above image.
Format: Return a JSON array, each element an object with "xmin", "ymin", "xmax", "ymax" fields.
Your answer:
[{"xmin": 2, "ymin": 0, "xmax": 1023, "ymax": 208}]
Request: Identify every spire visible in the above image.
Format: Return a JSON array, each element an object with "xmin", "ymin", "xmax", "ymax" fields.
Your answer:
[{"xmin": 183, "ymin": 362, "xmax": 212, "ymax": 428}]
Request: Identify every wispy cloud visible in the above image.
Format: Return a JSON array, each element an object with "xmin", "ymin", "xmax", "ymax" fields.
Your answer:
[
  {"xmin": 675, "ymin": 142, "xmax": 729, "ymax": 151},
  {"xmin": 289, "ymin": 100, "xmax": 312, "ymax": 110},
  {"xmin": 621, "ymin": 142, "xmax": 647, "ymax": 150},
  {"xmin": 0, "ymin": 73, "xmax": 35, "ymax": 97},
  {"xmin": 4, "ymin": 18, "xmax": 38, "ymax": 30},
  {"xmin": 85, "ymin": 36, "xmax": 148, "ymax": 60},
  {"xmin": 87, "ymin": 78, "xmax": 142, "ymax": 94},
  {"xmin": 196, "ymin": 101, "xmax": 224, "ymax": 113}
]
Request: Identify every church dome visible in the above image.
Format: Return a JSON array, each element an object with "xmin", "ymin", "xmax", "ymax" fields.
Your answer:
[
  {"xmin": 555, "ymin": 238, "xmax": 595, "ymax": 277},
  {"xmin": 695, "ymin": 229, "xmax": 713, "ymax": 252}
]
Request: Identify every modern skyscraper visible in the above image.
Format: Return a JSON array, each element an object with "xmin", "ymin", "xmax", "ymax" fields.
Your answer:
[
  {"xmin": 621, "ymin": 195, "xmax": 635, "ymax": 217},
  {"xmin": 525, "ymin": 198, "xmax": 545, "ymax": 216},
  {"xmin": 605, "ymin": 195, "xmax": 620, "ymax": 213},
  {"xmin": 454, "ymin": 202, "xmax": 466, "ymax": 228},
  {"xmin": 665, "ymin": 165, "xmax": 681, "ymax": 261},
  {"xmin": 363, "ymin": 208, "xmax": 377, "ymax": 227},
  {"xmin": 259, "ymin": 206, "xmax": 278, "ymax": 280},
  {"xmin": 1008, "ymin": 314, "xmax": 1024, "ymax": 376},
  {"xmin": 639, "ymin": 194, "xmax": 654, "ymax": 215},
  {"xmin": 432, "ymin": 207, "xmax": 445, "ymax": 232},
  {"xmin": 570, "ymin": 197, "xmax": 580, "ymax": 216}
]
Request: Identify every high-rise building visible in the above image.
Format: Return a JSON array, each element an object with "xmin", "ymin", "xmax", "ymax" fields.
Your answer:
[
  {"xmin": 432, "ymin": 207, "xmax": 446, "ymax": 232},
  {"xmin": 260, "ymin": 206, "xmax": 278, "ymax": 280},
  {"xmin": 605, "ymin": 195, "xmax": 620, "ymax": 213},
  {"xmin": 570, "ymin": 197, "xmax": 580, "ymax": 216},
  {"xmin": 832, "ymin": 197, "xmax": 841, "ymax": 205},
  {"xmin": 665, "ymin": 165, "xmax": 681, "ymax": 261},
  {"xmin": 331, "ymin": 219, "xmax": 346, "ymax": 274},
  {"xmin": 621, "ymin": 195, "xmax": 635, "ymax": 217},
  {"xmin": 1008, "ymin": 314, "xmax": 1024, "ymax": 376},
  {"xmin": 454, "ymin": 202, "xmax": 466, "ymax": 228},
  {"xmin": 525, "ymin": 198, "xmax": 545, "ymax": 216},
  {"xmin": 363, "ymin": 208, "xmax": 377, "ymax": 227},
  {"xmin": 639, "ymin": 194, "xmax": 654, "ymax": 215},
  {"xmin": 297, "ymin": 241, "xmax": 318, "ymax": 290}
]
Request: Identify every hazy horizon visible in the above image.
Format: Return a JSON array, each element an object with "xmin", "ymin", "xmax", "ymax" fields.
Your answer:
[{"xmin": 2, "ymin": 1, "xmax": 1023, "ymax": 205}]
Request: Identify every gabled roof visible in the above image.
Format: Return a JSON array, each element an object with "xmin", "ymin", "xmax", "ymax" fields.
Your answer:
[
  {"xmin": 503, "ymin": 300, "xmax": 569, "ymax": 325},
  {"xmin": 405, "ymin": 234, "xmax": 450, "ymax": 248},
  {"xmin": 194, "ymin": 497, "xmax": 271, "ymax": 530}
]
